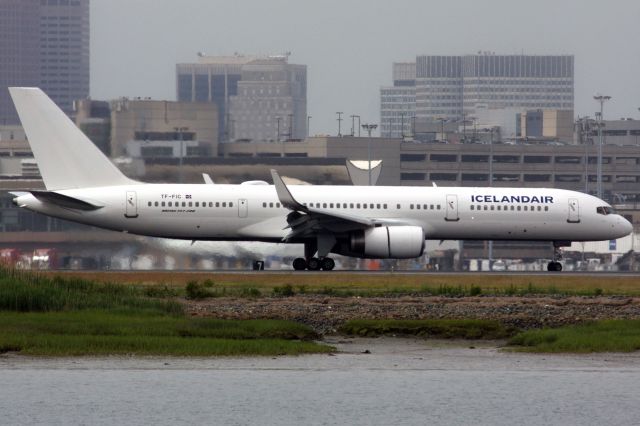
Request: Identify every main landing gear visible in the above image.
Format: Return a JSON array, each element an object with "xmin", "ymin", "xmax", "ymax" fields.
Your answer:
[
  {"xmin": 292, "ymin": 257, "xmax": 335, "ymax": 271},
  {"xmin": 547, "ymin": 242, "xmax": 565, "ymax": 272},
  {"xmin": 292, "ymin": 239, "xmax": 336, "ymax": 271}
]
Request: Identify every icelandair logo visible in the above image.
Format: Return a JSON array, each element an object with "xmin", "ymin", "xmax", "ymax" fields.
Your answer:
[{"xmin": 471, "ymin": 195, "xmax": 555, "ymax": 204}]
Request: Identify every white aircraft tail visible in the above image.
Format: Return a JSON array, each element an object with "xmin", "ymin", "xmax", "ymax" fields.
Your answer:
[{"xmin": 9, "ymin": 87, "xmax": 135, "ymax": 190}]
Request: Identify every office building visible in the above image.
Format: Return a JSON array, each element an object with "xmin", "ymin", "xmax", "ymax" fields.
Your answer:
[
  {"xmin": 380, "ymin": 62, "xmax": 416, "ymax": 138},
  {"xmin": 177, "ymin": 53, "xmax": 307, "ymax": 142},
  {"xmin": 0, "ymin": 0, "xmax": 90, "ymax": 124},
  {"xmin": 110, "ymin": 99, "xmax": 218, "ymax": 159},
  {"xmin": 385, "ymin": 53, "xmax": 574, "ymax": 126}
]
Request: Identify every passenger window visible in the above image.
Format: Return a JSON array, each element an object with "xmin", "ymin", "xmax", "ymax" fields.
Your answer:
[
  {"xmin": 230, "ymin": 202, "xmax": 234, "ymax": 207},
  {"xmin": 484, "ymin": 205, "xmax": 488, "ymax": 211},
  {"xmin": 148, "ymin": 202, "xmax": 152, "ymax": 207},
  {"xmin": 471, "ymin": 205, "xmax": 475, "ymax": 211},
  {"xmin": 154, "ymin": 201, "xmax": 159, "ymax": 207},
  {"xmin": 209, "ymin": 202, "xmax": 213, "ymax": 207},
  {"xmin": 377, "ymin": 204, "xmax": 381, "ymax": 209},
  {"xmin": 410, "ymin": 204, "xmax": 414, "ymax": 210},
  {"xmin": 161, "ymin": 202, "xmax": 165, "ymax": 207},
  {"xmin": 330, "ymin": 203, "xmax": 334, "ymax": 208},
  {"xmin": 517, "ymin": 206, "xmax": 521, "ymax": 211},
  {"xmin": 222, "ymin": 202, "xmax": 227, "ymax": 207},
  {"xmin": 510, "ymin": 206, "xmax": 514, "ymax": 211},
  {"xmin": 343, "ymin": 203, "xmax": 348, "ymax": 208},
  {"xmin": 274, "ymin": 203, "xmax": 278, "ymax": 208},
  {"xmin": 496, "ymin": 206, "xmax": 500, "ymax": 211},
  {"xmin": 269, "ymin": 202, "xmax": 273, "ymax": 208},
  {"xmin": 537, "ymin": 206, "xmax": 541, "ymax": 211},
  {"xmin": 350, "ymin": 203, "xmax": 354, "ymax": 208},
  {"xmin": 437, "ymin": 205, "xmax": 441, "ymax": 210},
  {"xmin": 417, "ymin": 204, "xmax": 421, "ymax": 210},
  {"xmin": 490, "ymin": 205, "xmax": 494, "ymax": 211},
  {"xmin": 168, "ymin": 202, "xmax": 172, "ymax": 207},
  {"xmin": 523, "ymin": 206, "xmax": 527, "ymax": 211},
  {"xmin": 195, "ymin": 202, "xmax": 199, "ymax": 207},
  {"xmin": 188, "ymin": 202, "xmax": 192, "ymax": 207},
  {"xmin": 357, "ymin": 203, "xmax": 361, "ymax": 208},
  {"xmin": 363, "ymin": 204, "xmax": 368, "ymax": 209},
  {"xmin": 215, "ymin": 202, "xmax": 220, "ymax": 207},
  {"xmin": 384, "ymin": 204, "xmax": 388, "ymax": 209},
  {"xmin": 182, "ymin": 202, "xmax": 186, "ymax": 207},
  {"xmin": 397, "ymin": 204, "xmax": 401, "ymax": 209},
  {"xmin": 263, "ymin": 202, "xmax": 267, "ymax": 208},
  {"xmin": 544, "ymin": 206, "xmax": 549, "ymax": 211}
]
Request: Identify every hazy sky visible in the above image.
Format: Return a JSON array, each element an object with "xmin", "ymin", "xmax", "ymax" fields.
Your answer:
[{"xmin": 91, "ymin": 0, "xmax": 640, "ymax": 135}]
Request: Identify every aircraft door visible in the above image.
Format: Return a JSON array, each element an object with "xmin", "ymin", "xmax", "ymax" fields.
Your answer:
[
  {"xmin": 568, "ymin": 198, "xmax": 580, "ymax": 223},
  {"xmin": 125, "ymin": 191, "xmax": 138, "ymax": 218},
  {"xmin": 445, "ymin": 194, "xmax": 459, "ymax": 221},
  {"xmin": 238, "ymin": 199, "xmax": 248, "ymax": 218}
]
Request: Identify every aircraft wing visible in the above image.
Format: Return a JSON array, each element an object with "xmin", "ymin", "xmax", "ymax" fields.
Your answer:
[{"xmin": 270, "ymin": 170, "xmax": 406, "ymax": 241}]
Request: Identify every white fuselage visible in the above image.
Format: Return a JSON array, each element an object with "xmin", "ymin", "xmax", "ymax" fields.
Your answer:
[{"xmin": 15, "ymin": 183, "xmax": 632, "ymax": 247}]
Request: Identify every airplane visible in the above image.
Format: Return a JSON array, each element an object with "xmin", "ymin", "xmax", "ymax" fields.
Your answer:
[{"xmin": 8, "ymin": 87, "xmax": 633, "ymax": 272}]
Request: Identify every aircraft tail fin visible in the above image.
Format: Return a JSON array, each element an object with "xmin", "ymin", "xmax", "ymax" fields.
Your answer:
[{"xmin": 9, "ymin": 87, "xmax": 135, "ymax": 190}]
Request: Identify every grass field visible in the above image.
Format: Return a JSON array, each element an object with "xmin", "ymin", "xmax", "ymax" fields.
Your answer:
[
  {"xmin": 507, "ymin": 320, "xmax": 640, "ymax": 353},
  {"xmin": 51, "ymin": 271, "xmax": 640, "ymax": 297}
]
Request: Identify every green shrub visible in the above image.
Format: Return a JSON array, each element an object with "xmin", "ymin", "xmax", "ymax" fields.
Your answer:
[
  {"xmin": 273, "ymin": 284, "xmax": 295, "ymax": 297},
  {"xmin": 185, "ymin": 281, "xmax": 210, "ymax": 300}
]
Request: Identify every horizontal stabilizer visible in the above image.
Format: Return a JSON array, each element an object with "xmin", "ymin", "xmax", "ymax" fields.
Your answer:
[{"xmin": 30, "ymin": 191, "xmax": 104, "ymax": 211}]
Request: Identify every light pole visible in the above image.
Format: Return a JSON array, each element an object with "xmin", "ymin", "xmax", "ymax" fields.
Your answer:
[
  {"xmin": 276, "ymin": 117, "xmax": 282, "ymax": 142},
  {"xmin": 288, "ymin": 113, "xmax": 293, "ymax": 140},
  {"xmin": 350, "ymin": 115, "xmax": 357, "ymax": 136},
  {"xmin": 174, "ymin": 126, "xmax": 188, "ymax": 184},
  {"xmin": 361, "ymin": 123, "xmax": 378, "ymax": 186},
  {"xmin": 594, "ymin": 94, "xmax": 611, "ymax": 199},
  {"xmin": 400, "ymin": 112, "xmax": 405, "ymax": 139},
  {"xmin": 307, "ymin": 115, "xmax": 311, "ymax": 138},
  {"xmin": 336, "ymin": 112, "xmax": 343, "ymax": 137}
]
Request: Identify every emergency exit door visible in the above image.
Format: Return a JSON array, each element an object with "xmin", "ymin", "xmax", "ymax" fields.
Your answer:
[
  {"xmin": 445, "ymin": 194, "xmax": 459, "ymax": 221},
  {"xmin": 567, "ymin": 198, "xmax": 580, "ymax": 223},
  {"xmin": 238, "ymin": 199, "xmax": 248, "ymax": 218}
]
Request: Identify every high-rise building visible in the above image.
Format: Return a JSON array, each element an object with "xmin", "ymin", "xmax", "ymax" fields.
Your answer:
[
  {"xmin": 382, "ymin": 54, "xmax": 574, "ymax": 129},
  {"xmin": 176, "ymin": 53, "xmax": 307, "ymax": 142},
  {"xmin": 0, "ymin": 0, "xmax": 90, "ymax": 124},
  {"xmin": 380, "ymin": 63, "xmax": 416, "ymax": 138},
  {"xmin": 0, "ymin": 0, "xmax": 41, "ymax": 125},
  {"xmin": 40, "ymin": 0, "xmax": 91, "ymax": 116}
]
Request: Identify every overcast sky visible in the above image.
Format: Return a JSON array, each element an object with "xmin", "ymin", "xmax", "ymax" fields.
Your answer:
[{"xmin": 91, "ymin": 0, "xmax": 640, "ymax": 135}]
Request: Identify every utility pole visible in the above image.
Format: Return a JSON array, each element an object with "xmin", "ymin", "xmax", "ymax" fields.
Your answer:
[
  {"xmin": 361, "ymin": 123, "xmax": 378, "ymax": 186},
  {"xmin": 594, "ymin": 94, "xmax": 611, "ymax": 200},
  {"xmin": 336, "ymin": 112, "xmax": 343, "ymax": 137},
  {"xmin": 350, "ymin": 115, "xmax": 356, "ymax": 136}
]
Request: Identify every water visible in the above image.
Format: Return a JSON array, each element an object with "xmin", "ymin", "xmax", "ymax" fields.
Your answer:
[{"xmin": 1, "ymin": 339, "xmax": 639, "ymax": 426}]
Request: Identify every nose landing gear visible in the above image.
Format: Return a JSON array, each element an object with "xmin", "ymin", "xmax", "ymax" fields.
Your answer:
[{"xmin": 547, "ymin": 242, "xmax": 567, "ymax": 272}]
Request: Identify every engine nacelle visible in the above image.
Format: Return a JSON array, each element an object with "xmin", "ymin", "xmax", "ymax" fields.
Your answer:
[{"xmin": 350, "ymin": 226, "xmax": 425, "ymax": 259}]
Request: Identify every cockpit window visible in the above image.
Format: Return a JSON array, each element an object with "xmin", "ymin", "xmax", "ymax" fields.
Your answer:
[{"xmin": 596, "ymin": 206, "xmax": 615, "ymax": 215}]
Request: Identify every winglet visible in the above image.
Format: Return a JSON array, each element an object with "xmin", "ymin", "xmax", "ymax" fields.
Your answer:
[
  {"xmin": 202, "ymin": 173, "xmax": 214, "ymax": 185},
  {"xmin": 270, "ymin": 169, "xmax": 307, "ymax": 212}
]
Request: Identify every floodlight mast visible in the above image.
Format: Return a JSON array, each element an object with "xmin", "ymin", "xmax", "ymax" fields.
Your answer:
[{"xmin": 361, "ymin": 123, "xmax": 378, "ymax": 186}]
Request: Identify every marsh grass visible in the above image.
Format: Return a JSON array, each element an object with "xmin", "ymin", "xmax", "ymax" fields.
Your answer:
[
  {"xmin": 0, "ymin": 266, "xmax": 181, "ymax": 314},
  {"xmin": 507, "ymin": 320, "xmax": 640, "ymax": 353},
  {"xmin": 339, "ymin": 319, "xmax": 513, "ymax": 339},
  {"xmin": 0, "ymin": 311, "xmax": 331, "ymax": 356},
  {"xmin": 0, "ymin": 267, "xmax": 332, "ymax": 356}
]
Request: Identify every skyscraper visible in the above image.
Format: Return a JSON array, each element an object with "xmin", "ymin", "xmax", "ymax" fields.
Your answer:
[
  {"xmin": 0, "ymin": 0, "xmax": 90, "ymax": 124},
  {"xmin": 380, "ymin": 62, "xmax": 416, "ymax": 138}
]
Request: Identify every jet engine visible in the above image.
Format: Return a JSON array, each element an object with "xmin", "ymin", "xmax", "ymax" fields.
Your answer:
[{"xmin": 350, "ymin": 226, "xmax": 425, "ymax": 259}]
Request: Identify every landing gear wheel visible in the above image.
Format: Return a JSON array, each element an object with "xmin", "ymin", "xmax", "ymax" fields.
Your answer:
[
  {"xmin": 292, "ymin": 258, "xmax": 307, "ymax": 271},
  {"xmin": 547, "ymin": 261, "xmax": 563, "ymax": 272},
  {"xmin": 307, "ymin": 257, "xmax": 321, "ymax": 271},
  {"xmin": 320, "ymin": 257, "xmax": 335, "ymax": 271}
]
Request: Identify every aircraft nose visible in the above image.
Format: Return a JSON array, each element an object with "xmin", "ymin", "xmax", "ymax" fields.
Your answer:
[{"xmin": 621, "ymin": 217, "xmax": 633, "ymax": 236}]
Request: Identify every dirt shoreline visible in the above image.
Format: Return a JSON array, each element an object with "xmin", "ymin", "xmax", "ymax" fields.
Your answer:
[{"xmin": 185, "ymin": 295, "xmax": 640, "ymax": 334}]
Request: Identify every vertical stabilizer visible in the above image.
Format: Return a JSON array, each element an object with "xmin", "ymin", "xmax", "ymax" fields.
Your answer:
[{"xmin": 9, "ymin": 87, "xmax": 135, "ymax": 190}]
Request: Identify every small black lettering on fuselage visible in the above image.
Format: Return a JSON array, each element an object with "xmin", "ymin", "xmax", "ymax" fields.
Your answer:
[{"xmin": 471, "ymin": 195, "xmax": 554, "ymax": 204}]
